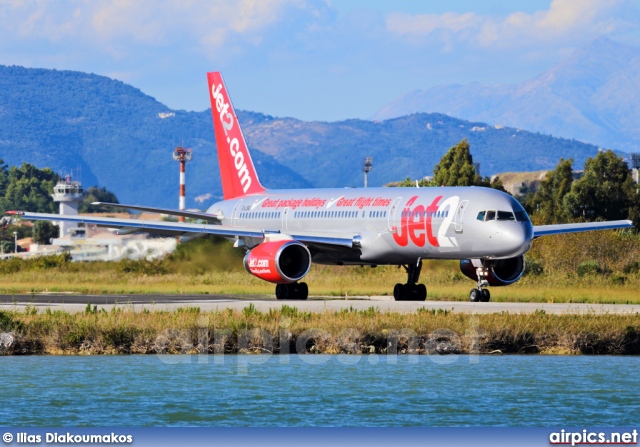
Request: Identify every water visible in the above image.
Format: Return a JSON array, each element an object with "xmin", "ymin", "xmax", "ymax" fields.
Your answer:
[{"xmin": 1, "ymin": 355, "xmax": 638, "ymax": 426}]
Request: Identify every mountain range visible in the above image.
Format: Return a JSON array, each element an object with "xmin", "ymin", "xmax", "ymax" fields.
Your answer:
[
  {"xmin": 0, "ymin": 64, "xmax": 609, "ymax": 208},
  {"xmin": 373, "ymin": 37, "xmax": 640, "ymax": 152}
]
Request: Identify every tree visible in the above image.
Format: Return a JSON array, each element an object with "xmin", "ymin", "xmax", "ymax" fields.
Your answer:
[
  {"xmin": 79, "ymin": 186, "xmax": 121, "ymax": 213},
  {"xmin": 432, "ymin": 139, "xmax": 482, "ymax": 187},
  {"xmin": 33, "ymin": 221, "xmax": 59, "ymax": 244},
  {"xmin": 0, "ymin": 159, "xmax": 8, "ymax": 193},
  {"xmin": 525, "ymin": 158, "xmax": 574, "ymax": 224},
  {"xmin": 1, "ymin": 163, "xmax": 57, "ymax": 215},
  {"xmin": 563, "ymin": 150, "xmax": 634, "ymax": 222},
  {"xmin": 477, "ymin": 175, "xmax": 508, "ymax": 193},
  {"xmin": 391, "ymin": 139, "xmax": 507, "ymax": 193},
  {"xmin": 0, "ymin": 223, "xmax": 31, "ymax": 252},
  {"xmin": 628, "ymin": 188, "xmax": 640, "ymax": 232},
  {"xmin": 396, "ymin": 177, "xmax": 432, "ymax": 187}
]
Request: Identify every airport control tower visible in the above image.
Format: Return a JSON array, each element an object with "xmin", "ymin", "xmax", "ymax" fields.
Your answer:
[{"xmin": 51, "ymin": 175, "xmax": 83, "ymax": 238}]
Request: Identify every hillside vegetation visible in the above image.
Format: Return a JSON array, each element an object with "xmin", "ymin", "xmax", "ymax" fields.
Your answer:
[{"xmin": 1, "ymin": 65, "xmax": 604, "ymax": 208}]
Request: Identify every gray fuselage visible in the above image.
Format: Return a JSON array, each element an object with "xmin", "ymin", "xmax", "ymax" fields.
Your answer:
[{"xmin": 206, "ymin": 186, "xmax": 533, "ymax": 265}]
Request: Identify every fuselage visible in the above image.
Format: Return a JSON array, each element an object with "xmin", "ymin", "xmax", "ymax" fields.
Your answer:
[{"xmin": 206, "ymin": 186, "xmax": 533, "ymax": 265}]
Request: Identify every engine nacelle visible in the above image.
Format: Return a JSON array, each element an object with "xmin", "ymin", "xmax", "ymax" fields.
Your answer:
[
  {"xmin": 243, "ymin": 240, "xmax": 311, "ymax": 284},
  {"xmin": 460, "ymin": 255, "xmax": 525, "ymax": 286}
]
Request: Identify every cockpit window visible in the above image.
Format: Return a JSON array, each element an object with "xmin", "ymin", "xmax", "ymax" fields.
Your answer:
[
  {"xmin": 497, "ymin": 211, "xmax": 515, "ymax": 221},
  {"xmin": 478, "ymin": 208, "xmax": 529, "ymax": 222}
]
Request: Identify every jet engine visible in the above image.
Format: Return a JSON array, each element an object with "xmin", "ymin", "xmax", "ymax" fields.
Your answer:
[
  {"xmin": 243, "ymin": 240, "xmax": 311, "ymax": 284},
  {"xmin": 459, "ymin": 255, "xmax": 525, "ymax": 286}
]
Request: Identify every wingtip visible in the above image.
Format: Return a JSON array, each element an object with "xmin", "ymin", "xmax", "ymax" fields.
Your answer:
[{"xmin": 4, "ymin": 211, "xmax": 23, "ymax": 216}]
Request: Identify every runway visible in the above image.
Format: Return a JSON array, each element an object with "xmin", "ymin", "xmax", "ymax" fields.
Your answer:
[{"xmin": 0, "ymin": 293, "xmax": 639, "ymax": 314}]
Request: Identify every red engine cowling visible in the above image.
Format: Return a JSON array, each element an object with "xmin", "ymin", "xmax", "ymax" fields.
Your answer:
[
  {"xmin": 460, "ymin": 255, "xmax": 525, "ymax": 286},
  {"xmin": 243, "ymin": 240, "xmax": 311, "ymax": 284}
]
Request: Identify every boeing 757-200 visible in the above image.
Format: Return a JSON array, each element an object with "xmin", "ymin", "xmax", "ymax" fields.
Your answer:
[{"xmin": 7, "ymin": 72, "xmax": 633, "ymax": 301}]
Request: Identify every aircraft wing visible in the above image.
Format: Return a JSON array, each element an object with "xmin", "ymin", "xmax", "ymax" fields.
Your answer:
[
  {"xmin": 90, "ymin": 202, "xmax": 221, "ymax": 223},
  {"xmin": 533, "ymin": 220, "xmax": 633, "ymax": 237},
  {"xmin": 6, "ymin": 211, "xmax": 359, "ymax": 249}
]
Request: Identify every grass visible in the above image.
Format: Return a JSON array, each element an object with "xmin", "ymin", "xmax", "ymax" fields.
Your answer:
[
  {"xmin": 0, "ymin": 231, "xmax": 638, "ymax": 303},
  {"xmin": 1, "ymin": 306, "xmax": 639, "ymax": 355},
  {"xmin": 0, "ymin": 261, "xmax": 639, "ymax": 303}
]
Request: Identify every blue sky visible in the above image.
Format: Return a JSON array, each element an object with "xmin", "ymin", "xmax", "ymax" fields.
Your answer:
[{"xmin": 1, "ymin": 0, "xmax": 639, "ymax": 121}]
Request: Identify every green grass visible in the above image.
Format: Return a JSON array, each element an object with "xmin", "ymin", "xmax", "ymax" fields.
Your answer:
[
  {"xmin": 0, "ymin": 258, "xmax": 639, "ymax": 303},
  {"xmin": 0, "ymin": 231, "xmax": 638, "ymax": 303}
]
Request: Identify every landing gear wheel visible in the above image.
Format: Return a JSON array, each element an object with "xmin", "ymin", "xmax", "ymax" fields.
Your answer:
[
  {"xmin": 393, "ymin": 283, "xmax": 406, "ymax": 301},
  {"xmin": 294, "ymin": 282, "xmax": 309, "ymax": 300},
  {"xmin": 276, "ymin": 282, "xmax": 309, "ymax": 300},
  {"xmin": 480, "ymin": 289, "xmax": 490, "ymax": 302},
  {"xmin": 414, "ymin": 284, "xmax": 427, "ymax": 301},
  {"xmin": 469, "ymin": 288, "xmax": 481, "ymax": 302},
  {"xmin": 275, "ymin": 284, "xmax": 290, "ymax": 300},
  {"xmin": 393, "ymin": 260, "xmax": 428, "ymax": 301}
]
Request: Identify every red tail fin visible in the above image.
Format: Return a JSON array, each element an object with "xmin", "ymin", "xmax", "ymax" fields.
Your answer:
[{"xmin": 207, "ymin": 72, "xmax": 265, "ymax": 200}]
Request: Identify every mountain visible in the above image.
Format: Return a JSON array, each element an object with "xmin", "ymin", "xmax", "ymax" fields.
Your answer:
[
  {"xmin": 373, "ymin": 37, "xmax": 640, "ymax": 152},
  {"xmin": 239, "ymin": 112, "xmax": 601, "ymax": 188},
  {"xmin": 0, "ymin": 65, "xmax": 605, "ymax": 208},
  {"xmin": 0, "ymin": 66, "xmax": 311, "ymax": 208}
]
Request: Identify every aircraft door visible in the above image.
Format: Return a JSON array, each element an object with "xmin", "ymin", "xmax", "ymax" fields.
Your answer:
[
  {"xmin": 388, "ymin": 197, "xmax": 402, "ymax": 233},
  {"xmin": 281, "ymin": 207, "xmax": 289, "ymax": 231},
  {"xmin": 454, "ymin": 200, "xmax": 469, "ymax": 233},
  {"xmin": 232, "ymin": 200, "xmax": 243, "ymax": 226}
]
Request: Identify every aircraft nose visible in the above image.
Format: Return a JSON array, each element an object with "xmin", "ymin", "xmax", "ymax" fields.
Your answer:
[{"xmin": 501, "ymin": 223, "xmax": 531, "ymax": 256}]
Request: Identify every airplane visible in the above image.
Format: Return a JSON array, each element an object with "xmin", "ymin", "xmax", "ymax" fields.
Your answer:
[{"xmin": 6, "ymin": 72, "xmax": 634, "ymax": 302}]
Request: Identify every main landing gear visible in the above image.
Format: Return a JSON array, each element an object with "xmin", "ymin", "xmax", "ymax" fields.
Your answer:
[
  {"xmin": 275, "ymin": 282, "xmax": 308, "ymax": 300},
  {"xmin": 393, "ymin": 259, "xmax": 427, "ymax": 301},
  {"xmin": 469, "ymin": 261, "xmax": 491, "ymax": 302}
]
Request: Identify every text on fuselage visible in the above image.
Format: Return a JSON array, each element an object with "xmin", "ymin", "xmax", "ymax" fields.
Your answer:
[
  {"xmin": 211, "ymin": 83, "xmax": 252, "ymax": 193},
  {"xmin": 392, "ymin": 195, "xmax": 460, "ymax": 248}
]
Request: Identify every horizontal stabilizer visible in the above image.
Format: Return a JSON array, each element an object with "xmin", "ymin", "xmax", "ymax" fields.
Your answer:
[{"xmin": 91, "ymin": 202, "xmax": 221, "ymax": 223}]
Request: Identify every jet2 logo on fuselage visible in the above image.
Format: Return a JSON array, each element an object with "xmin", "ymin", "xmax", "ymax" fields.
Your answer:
[{"xmin": 392, "ymin": 195, "xmax": 460, "ymax": 248}]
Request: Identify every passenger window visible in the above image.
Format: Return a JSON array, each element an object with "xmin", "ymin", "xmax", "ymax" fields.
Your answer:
[
  {"xmin": 497, "ymin": 211, "xmax": 515, "ymax": 221},
  {"xmin": 486, "ymin": 210, "xmax": 496, "ymax": 220}
]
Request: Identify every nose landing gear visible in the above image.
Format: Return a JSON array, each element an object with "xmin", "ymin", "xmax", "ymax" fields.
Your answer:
[
  {"xmin": 393, "ymin": 259, "xmax": 427, "ymax": 301},
  {"xmin": 469, "ymin": 262, "xmax": 491, "ymax": 302}
]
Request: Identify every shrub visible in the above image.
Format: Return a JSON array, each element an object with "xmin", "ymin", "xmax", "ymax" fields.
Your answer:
[
  {"xmin": 610, "ymin": 274, "xmax": 628, "ymax": 285},
  {"xmin": 525, "ymin": 258, "xmax": 544, "ymax": 276},
  {"xmin": 623, "ymin": 261, "xmax": 640, "ymax": 275},
  {"xmin": 116, "ymin": 258, "xmax": 168, "ymax": 275},
  {"xmin": 577, "ymin": 260, "xmax": 602, "ymax": 277},
  {"xmin": 0, "ymin": 311, "xmax": 22, "ymax": 332}
]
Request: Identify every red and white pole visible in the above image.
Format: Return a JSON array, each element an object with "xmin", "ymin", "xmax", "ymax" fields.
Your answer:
[
  {"xmin": 179, "ymin": 160, "xmax": 186, "ymax": 222},
  {"xmin": 172, "ymin": 146, "xmax": 192, "ymax": 223}
]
